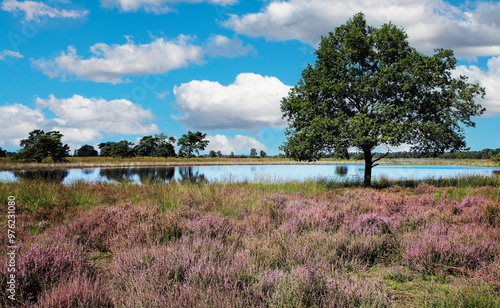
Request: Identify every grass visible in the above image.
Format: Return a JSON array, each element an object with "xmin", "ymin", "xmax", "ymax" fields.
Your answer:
[{"xmin": 0, "ymin": 178, "xmax": 499, "ymax": 307}]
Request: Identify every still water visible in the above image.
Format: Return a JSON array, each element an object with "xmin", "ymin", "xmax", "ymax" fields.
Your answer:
[{"xmin": 1, "ymin": 164, "xmax": 500, "ymax": 184}]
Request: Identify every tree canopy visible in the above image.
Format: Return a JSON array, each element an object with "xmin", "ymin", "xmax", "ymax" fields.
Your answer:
[
  {"xmin": 178, "ymin": 131, "xmax": 209, "ymax": 158},
  {"xmin": 250, "ymin": 148, "xmax": 257, "ymax": 158},
  {"xmin": 76, "ymin": 144, "xmax": 98, "ymax": 157},
  {"xmin": 98, "ymin": 141, "xmax": 135, "ymax": 158},
  {"xmin": 281, "ymin": 13, "xmax": 486, "ymax": 186},
  {"xmin": 134, "ymin": 133, "xmax": 176, "ymax": 158},
  {"xmin": 13, "ymin": 129, "xmax": 70, "ymax": 163}
]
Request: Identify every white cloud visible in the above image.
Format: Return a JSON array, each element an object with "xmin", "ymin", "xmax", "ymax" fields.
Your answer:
[
  {"xmin": 173, "ymin": 73, "xmax": 291, "ymax": 132},
  {"xmin": 36, "ymin": 94, "xmax": 159, "ymax": 140},
  {"xmin": 455, "ymin": 57, "xmax": 500, "ymax": 117},
  {"xmin": 223, "ymin": 0, "xmax": 500, "ymax": 57},
  {"xmin": 0, "ymin": 103, "xmax": 49, "ymax": 147},
  {"xmin": 33, "ymin": 36, "xmax": 204, "ymax": 84},
  {"xmin": 0, "ymin": 95, "xmax": 159, "ymax": 147},
  {"xmin": 205, "ymin": 134, "xmax": 266, "ymax": 154},
  {"xmin": 32, "ymin": 35, "xmax": 251, "ymax": 83},
  {"xmin": 206, "ymin": 34, "xmax": 254, "ymax": 58},
  {"xmin": 100, "ymin": 0, "xmax": 236, "ymax": 14},
  {"xmin": 0, "ymin": 50, "xmax": 23, "ymax": 60},
  {"xmin": 154, "ymin": 91, "xmax": 169, "ymax": 100},
  {"xmin": 1, "ymin": 0, "xmax": 89, "ymax": 21}
]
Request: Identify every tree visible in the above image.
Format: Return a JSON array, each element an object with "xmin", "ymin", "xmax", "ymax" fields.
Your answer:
[
  {"xmin": 178, "ymin": 131, "xmax": 209, "ymax": 158},
  {"xmin": 281, "ymin": 13, "xmax": 485, "ymax": 186},
  {"xmin": 153, "ymin": 133, "xmax": 176, "ymax": 158},
  {"xmin": 229, "ymin": 151, "xmax": 235, "ymax": 158},
  {"xmin": 13, "ymin": 129, "xmax": 70, "ymax": 163},
  {"xmin": 98, "ymin": 142, "xmax": 114, "ymax": 157},
  {"xmin": 135, "ymin": 135, "xmax": 158, "ymax": 157},
  {"xmin": 250, "ymin": 148, "xmax": 257, "ymax": 158},
  {"xmin": 260, "ymin": 150, "xmax": 267, "ymax": 158},
  {"xmin": 0, "ymin": 147, "xmax": 6, "ymax": 157},
  {"xmin": 492, "ymin": 153, "xmax": 500, "ymax": 165},
  {"xmin": 76, "ymin": 144, "xmax": 98, "ymax": 157},
  {"xmin": 209, "ymin": 150, "xmax": 217, "ymax": 158},
  {"xmin": 217, "ymin": 150, "xmax": 223, "ymax": 158},
  {"xmin": 98, "ymin": 141, "xmax": 135, "ymax": 158}
]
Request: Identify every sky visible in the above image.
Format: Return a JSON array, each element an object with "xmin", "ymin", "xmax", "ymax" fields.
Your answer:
[{"xmin": 0, "ymin": 0, "xmax": 499, "ymax": 156}]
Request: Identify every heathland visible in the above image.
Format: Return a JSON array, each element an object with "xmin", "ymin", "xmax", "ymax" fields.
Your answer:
[{"xmin": 1, "ymin": 175, "xmax": 500, "ymax": 307}]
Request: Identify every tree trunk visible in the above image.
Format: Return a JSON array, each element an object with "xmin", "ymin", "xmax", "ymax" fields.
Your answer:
[{"xmin": 363, "ymin": 148, "xmax": 373, "ymax": 187}]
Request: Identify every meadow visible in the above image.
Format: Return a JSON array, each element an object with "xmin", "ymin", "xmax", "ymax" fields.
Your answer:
[{"xmin": 1, "ymin": 176, "xmax": 500, "ymax": 307}]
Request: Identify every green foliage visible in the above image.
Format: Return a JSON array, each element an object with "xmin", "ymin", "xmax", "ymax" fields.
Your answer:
[
  {"xmin": 260, "ymin": 150, "xmax": 267, "ymax": 158},
  {"xmin": 98, "ymin": 141, "xmax": 135, "ymax": 158},
  {"xmin": 281, "ymin": 13, "xmax": 485, "ymax": 186},
  {"xmin": 492, "ymin": 152, "xmax": 500, "ymax": 164},
  {"xmin": 13, "ymin": 129, "xmax": 70, "ymax": 163},
  {"xmin": 229, "ymin": 151, "xmax": 235, "ymax": 158},
  {"xmin": 134, "ymin": 133, "xmax": 176, "ymax": 158},
  {"xmin": 217, "ymin": 150, "xmax": 222, "ymax": 158},
  {"xmin": 76, "ymin": 144, "xmax": 98, "ymax": 157},
  {"xmin": 0, "ymin": 147, "xmax": 6, "ymax": 157},
  {"xmin": 250, "ymin": 148, "xmax": 257, "ymax": 158},
  {"xmin": 178, "ymin": 131, "xmax": 209, "ymax": 158},
  {"xmin": 209, "ymin": 150, "xmax": 217, "ymax": 158},
  {"xmin": 134, "ymin": 135, "xmax": 157, "ymax": 157}
]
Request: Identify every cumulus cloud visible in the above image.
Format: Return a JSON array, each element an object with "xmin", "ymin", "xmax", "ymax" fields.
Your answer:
[
  {"xmin": 173, "ymin": 73, "xmax": 291, "ymax": 132},
  {"xmin": 100, "ymin": 0, "xmax": 236, "ymax": 14},
  {"xmin": 223, "ymin": 0, "xmax": 500, "ymax": 57},
  {"xmin": 0, "ymin": 103, "xmax": 50, "ymax": 147},
  {"xmin": 0, "ymin": 50, "xmax": 23, "ymax": 60},
  {"xmin": 1, "ymin": 0, "xmax": 89, "ymax": 21},
  {"xmin": 0, "ymin": 95, "xmax": 159, "ymax": 147},
  {"xmin": 32, "ymin": 35, "xmax": 251, "ymax": 83},
  {"xmin": 455, "ymin": 57, "xmax": 500, "ymax": 117},
  {"xmin": 205, "ymin": 134, "xmax": 266, "ymax": 154}
]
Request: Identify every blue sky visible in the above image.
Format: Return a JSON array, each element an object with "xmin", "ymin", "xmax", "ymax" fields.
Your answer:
[{"xmin": 1, "ymin": 0, "xmax": 499, "ymax": 155}]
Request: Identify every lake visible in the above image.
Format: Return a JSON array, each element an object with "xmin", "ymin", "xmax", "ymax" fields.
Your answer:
[{"xmin": 1, "ymin": 164, "xmax": 500, "ymax": 184}]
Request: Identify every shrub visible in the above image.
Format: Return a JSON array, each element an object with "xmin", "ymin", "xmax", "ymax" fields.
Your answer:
[
  {"xmin": 403, "ymin": 223, "xmax": 499, "ymax": 272},
  {"xmin": 35, "ymin": 274, "xmax": 113, "ymax": 308},
  {"xmin": 0, "ymin": 243, "xmax": 88, "ymax": 305}
]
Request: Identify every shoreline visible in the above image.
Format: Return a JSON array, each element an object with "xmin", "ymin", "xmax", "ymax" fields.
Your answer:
[{"xmin": 0, "ymin": 157, "xmax": 498, "ymax": 171}]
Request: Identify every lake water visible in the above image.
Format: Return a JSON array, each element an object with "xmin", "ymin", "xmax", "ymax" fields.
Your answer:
[{"xmin": 1, "ymin": 164, "xmax": 500, "ymax": 184}]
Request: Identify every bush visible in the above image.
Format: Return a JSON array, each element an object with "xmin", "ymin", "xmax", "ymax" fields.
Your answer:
[{"xmin": 0, "ymin": 243, "xmax": 88, "ymax": 305}]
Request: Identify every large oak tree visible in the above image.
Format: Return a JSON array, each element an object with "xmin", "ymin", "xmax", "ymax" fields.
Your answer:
[{"xmin": 281, "ymin": 13, "xmax": 486, "ymax": 186}]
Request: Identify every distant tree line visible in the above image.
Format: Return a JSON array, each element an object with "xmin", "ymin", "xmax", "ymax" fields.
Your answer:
[
  {"xmin": 5, "ymin": 129, "xmax": 499, "ymax": 164},
  {"xmin": 80, "ymin": 131, "xmax": 208, "ymax": 159}
]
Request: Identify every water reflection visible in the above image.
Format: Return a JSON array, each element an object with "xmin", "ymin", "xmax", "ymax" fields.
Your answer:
[
  {"xmin": 137, "ymin": 168, "xmax": 175, "ymax": 183},
  {"xmin": 99, "ymin": 168, "xmax": 136, "ymax": 182},
  {"xmin": 2, "ymin": 164, "xmax": 500, "ymax": 185},
  {"xmin": 98, "ymin": 167, "xmax": 204, "ymax": 184},
  {"xmin": 335, "ymin": 166, "xmax": 348, "ymax": 176},
  {"xmin": 179, "ymin": 167, "xmax": 205, "ymax": 183},
  {"xmin": 82, "ymin": 169, "xmax": 95, "ymax": 175},
  {"xmin": 14, "ymin": 169, "xmax": 69, "ymax": 183}
]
